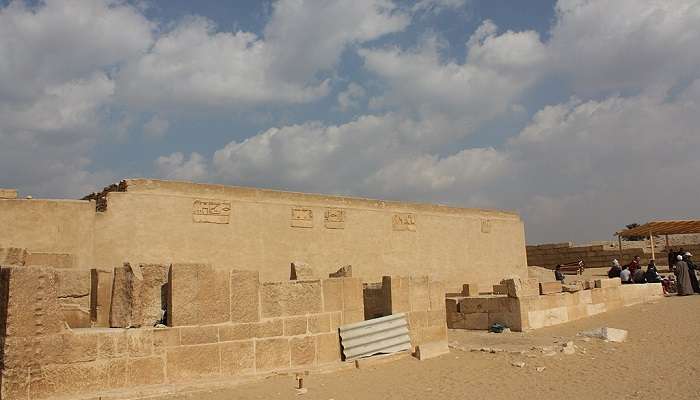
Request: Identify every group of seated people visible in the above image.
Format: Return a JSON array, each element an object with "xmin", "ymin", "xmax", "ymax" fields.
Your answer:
[
  {"xmin": 605, "ymin": 252, "xmax": 700, "ymax": 295},
  {"xmin": 606, "ymin": 255, "xmax": 661, "ymax": 284}
]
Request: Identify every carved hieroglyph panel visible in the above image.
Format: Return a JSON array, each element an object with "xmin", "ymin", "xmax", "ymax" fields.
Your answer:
[
  {"xmin": 392, "ymin": 213, "xmax": 416, "ymax": 231},
  {"xmin": 192, "ymin": 199, "xmax": 231, "ymax": 224},
  {"xmin": 324, "ymin": 208, "xmax": 345, "ymax": 229},
  {"xmin": 481, "ymin": 219, "xmax": 491, "ymax": 233},
  {"xmin": 291, "ymin": 207, "xmax": 313, "ymax": 228}
]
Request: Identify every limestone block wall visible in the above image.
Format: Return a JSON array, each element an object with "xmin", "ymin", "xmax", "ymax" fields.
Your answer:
[
  {"xmin": 447, "ymin": 279, "xmax": 663, "ymax": 332},
  {"xmin": 0, "ymin": 199, "xmax": 95, "ymax": 268},
  {"xmin": 91, "ymin": 179, "xmax": 527, "ymax": 289}
]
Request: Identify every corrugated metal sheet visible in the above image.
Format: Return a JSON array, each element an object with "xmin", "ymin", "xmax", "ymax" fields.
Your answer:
[{"xmin": 339, "ymin": 313, "xmax": 411, "ymax": 361}]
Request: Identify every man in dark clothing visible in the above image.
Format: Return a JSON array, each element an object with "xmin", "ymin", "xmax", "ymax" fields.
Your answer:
[
  {"xmin": 608, "ymin": 259, "xmax": 622, "ymax": 278},
  {"xmin": 684, "ymin": 252, "xmax": 700, "ymax": 294},
  {"xmin": 554, "ymin": 265, "xmax": 565, "ymax": 282},
  {"xmin": 645, "ymin": 260, "xmax": 662, "ymax": 283},
  {"xmin": 628, "ymin": 256, "xmax": 642, "ymax": 276}
]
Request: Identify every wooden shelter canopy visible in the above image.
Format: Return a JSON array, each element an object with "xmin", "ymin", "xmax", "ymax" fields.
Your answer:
[{"xmin": 617, "ymin": 220, "xmax": 700, "ymax": 238}]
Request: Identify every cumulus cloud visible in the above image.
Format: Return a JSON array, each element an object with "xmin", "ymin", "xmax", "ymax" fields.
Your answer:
[
  {"xmin": 142, "ymin": 114, "xmax": 170, "ymax": 139},
  {"xmin": 337, "ymin": 83, "xmax": 367, "ymax": 111},
  {"xmin": 154, "ymin": 152, "xmax": 208, "ymax": 181}
]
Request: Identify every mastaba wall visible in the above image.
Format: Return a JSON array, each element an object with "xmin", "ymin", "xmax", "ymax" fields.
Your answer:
[{"xmin": 90, "ymin": 179, "xmax": 527, "ymax": 288}]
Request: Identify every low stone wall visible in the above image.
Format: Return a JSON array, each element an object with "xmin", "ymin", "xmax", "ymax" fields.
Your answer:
[{"xmin": 447, "ymin": 278, "xmax": 663, "ymax": 332}]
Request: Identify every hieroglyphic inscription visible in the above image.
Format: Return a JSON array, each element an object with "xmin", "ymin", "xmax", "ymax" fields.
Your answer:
[
  {"xmin": 291, "ymin": 207, "xmax": 313, "ymax": 228},
  {"xmin": 324, "ymin": 208, "xmax": 345, "ymax": 229},
  {"xmin": 392, "ymin": 213, "xmax": 416, "ymax": 231},
  {"xmin": 481, "ymin": 219, "xmax": 491, "ymax": 233},
  {"xmin": 192, "ymin": 199, "xmax": 231, "ymax": 224}
]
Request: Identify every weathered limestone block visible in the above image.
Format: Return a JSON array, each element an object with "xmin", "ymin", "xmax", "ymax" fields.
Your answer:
[
  {"xmin": 25, "ymin": 252, "xmax": 75, "ymax": 269},
  {"xmin": 539, "ymin": 281, "xmax": 563, "ymax": 295},
  {"xmin": 322, "ymin": 278, "xmax": 343, "ymax": 312},
  {"xmin": 61, "ymin": 304, "xmax": 91, "ymax": 328},
  {"xmin": 230, "ymin": 270, "xmax": 260, "ymax": 323},
  {"xmin": 168, "ymin": 263, "xmax": 230, "ymax": 326},
  {"xmin": 415, "ymin": 340, "xmax": 449, "ymax": 360},
  {"xmin": 383, "ymin": 276, "xmax": 409, "ymax": 313},
  {"xmin": 315, "ymin": 332, "xmax": 341, "ymax": 364},
  {"xmin": 180, "ymin": 325, "xmax": 219, "ymax": 345},
  {"xmin": 1, "ymin": 265, "xmax": 64, "ymax": 338},
  {"xmin": 428, "ymin": 280, "xmax": 446, "ymax": 311},
  {"xmin": 0, "ymin": 188, "xmax": 18, "ymax": 199},
  {"xmin": 153, "ymin": 327, "xmax": 180, "ymax": 351},
  {"xmin": 91, "ymin": 268, "xmax": 113, "ymax": 327},
  {"xmin": 260, "ymin": 280, "xmax": 323, "ymax": 318},
  {"xmin": 128, "ymin": 356, "xmax": 165, "ymax": 386},
  {"xmin": 218, "ymin": 319, "xmax": 284, "ymax": 341},
  {"xmin": 342, "ymin": 277, "xmax": 364, "ymax": 313},
  {"xmin": 290, "ymin": 261, "xmax": 315, "ymax": 280},
  {"xmin": 2, "ymin": 368, "xmax": 29, "ymax": 400},
  {"xmin": 328, "ymin": 265, "xmax": 352, "ymax": 278},
  {"xmin": 220, "ymin": 340, "xmax": 255, "ymax": 376},
  {"xmin": 166, "ymin": 344, "xmax": 220, "ymax": 381},
  {"xmin": 594, "ymin": 278, "xmax": 622, "ymax": 288},
  {"xmin": 28, "ymin": 361, "xmax": 110, "ymax": 399},
  {"xmin": 562, "ymin": 282, "xmax": 584, "ymax": 293},
  {"xmin": 127, "ymin": 329, "xmax": 154, "ymax": 357},
  {"xmin": 56, "ymin": 269, "xmax": 91, "ymax": 308},
  {"xmin": 290, "ymin": 336, "xmax": 316, "ymax": 367},
  {"xmin": 504, "ymin": 278, "xmax": 540, "ymax": 298},
  {"xmin": 447, "ymin": 312, "xmax": 489, "ymax": 330},
  {"xmin": 492, "ymin": 284, "xmax": 508, "ymax": 295},
  {"xmin": 459, "ymin": 297, "xmax": 515, "ymax": 314},
  {"xmin": 0, "ymin": 247, "xmax": 28, "ymax": 266},
  {"xmin": 97, "ymin": 331, "xmax": 127, "ymax": 359},
  {"xmin": 308, "ymin": 313, "xmax": 331, "ymax": 334},
  {"xmin": 255, "ymin": 338, "xmax": 290, "ymax": 371},
  {"xmin": 283, "ymin": 316, "xmax": 308, "ymax": 336},
  {"xmin": 409, "ymin": 276, "xmax": 430, "ymax": 311},
  {"xmin": 110, "ymin": 264, "xmax": 169, "ymax": 328}
]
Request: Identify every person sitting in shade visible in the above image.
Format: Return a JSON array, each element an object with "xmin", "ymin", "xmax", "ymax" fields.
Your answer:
[
  {"xmin": 644, "ymin": 259, "xmax": 662, "ymax": 283},
  {"xmin": 554, "ymin": 265, "xmax": 565, "ymax": 282},
  {"xmin": 683, "ymin": 252, "xmax": 700, "ymax": 294},
  {"xmin": 608, "ymin": 259, "xmax": 622, "ymax": 278},
  {"xmin": 628, "ymin": 255, "xmax": 642, "ymax": 276},
  {"xmin": 632, "ymin": 265, "xmax": 646, "ymax": 284},
  {"xmin": 620, "ymin": 265, "xmax": 632, "ymax": 284},
  {"xmin": 673, "ymin": 254, "xmax": 694, "ymax": 296}
]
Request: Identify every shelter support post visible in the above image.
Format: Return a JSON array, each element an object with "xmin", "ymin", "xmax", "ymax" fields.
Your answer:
[
  {"xmin": 618, "ymin": 235, "xmax": 623, "ymax": 261},
  {"xmin": 649, "ymin": 230, "xmax": 655, "ymax": 260}
]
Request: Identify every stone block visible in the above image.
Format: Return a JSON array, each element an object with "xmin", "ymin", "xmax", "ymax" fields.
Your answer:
[
  {"xmin": 328, "ymin": 265, "xmax": 352, "ymax": 278},
  {"xmin": 107, "ymin": 358, "xmax": 128, "ymax": 388},
  {"xmin": 25, "ymin": 252, "xmax": 75, "ymax": 269},
  {"xmin": 230, "ymin": 270, "xmax": 260, "ymax": 323},
  {"xmin": 504, "ymin": 278, "xmax": 540, "ymax": 298},
  {"xmin": 342, "ymin": 277, "xmax": 364, "ymax": 312},
  {"xmin": 110, "ymin": 266, "xmax": 133, "ymax": 327},
  {"xmin": 0, "ymin": 188, "xmax": 18, "ymax": 199},
  {"xmin": 459, "ymin": 297, "xmax": 513, "ymax": 314},
  {"xmin": 61, "ymin": 304, "xmax": 91, "ymax": 328},
  {"xmin": 255, "ymin": 319, "xmax": 284, "ymax": 337},
  {"xmin": 128, "ymin": 356, "xmax": 165, "ymax": 386},
  {"xmin": 426, "ymin": 309, "xmax": 446, "ymax": 327},
  {"xmin": 383, "ymin": 276, "xmax": 410, "ymax": 313},
  {"xmin": 594, "ymin": 278, "xmax": 622, "ymax": 288},
  {"xmin": 219, "ymin": 323, "xmax": 255, "ymax": 342},
  {"xmin": 260, "ymin": 280, "xmax": 323, "ymax": 318},
  {"xmin": 322, "ymin": 278, "xmax": 344, "ymax": 312},
  {"xmin": 166, "ymin": 344, "xmax": 220, "ymax": 381},
  {"xmin": 447, "ymin": 312, "xmax": 489, "ymax": 330},
  {"xmin": 255, "ymin": 338, "xmax": 290, "ymax": 371},
  {"xmin": 153, "ymin": 327, "xmax": 180, "ymax": 350},
  {"xmin": 168, "ymin": 263, "xmax": 230, "ymax": 326},
  {"xmin": 1, "ymin": 266, "xmax": 64, "ymax": 337},
  {"xmin": 409, "ymin": 276, "xmax": 430, "ymax": 311},
  {"xmin": 492, "ymin": 284, "xmax": 508, "ymax": 295},
  {"xmin": 315, "ymin": 332, "xmax": 340, "ymax": 364},
  {"xmin": 539, "ymin": 282, "xmax": 563, "ymax": 295},
  {"xmin": 330, "ymin": 311, "xmax": 342, "ymax": 331},
  {"xmin": 428, "ymin": 280, "xmax": 446, "ymax": 311},
  {"xmin": 562, "ymin": 282, "xmax": 583, "ymax": 293},
  {"xmin": 308, "ymin": 313, "xmax": 331, "ymax": 334},
  {"xmin": 97, "ymin": 331, "xmax": 127, "ymax": 359},
  {"xmin": 461, "ymin": 283, "xmax": 478, "ymax": 297},
  {"xmin": 1, "ymin": 368, "xmax": 29, "ymax": 400},
  {"xmin": 418, "ymin": 324, "xmax": 448, "ymax": 344},
  {"xmin": 47, "ymin": 265, "xmax": 85, "ymax": 296},
  {"xmin": 29, "ymin": 362, "xmax": 109, "ymax": 399},
  {"xmin": 126, "ymin": 329, "xmax": 153, "ymax": 357},
  {"xmin": 290, "ymin": 261, "xmax": 315, "ymax": 280},
  {"xmin": 0, "ymin": 247, "xmax": 28, "ymax": 266},
  {"xmin": 342, "ymin": 309, "xmax": 365, "ymax": 325},
  {"xmin": 415, "ymin": 340, "xmax": 449, "ymax": 360},
  {"xmin": 284, "ymin": 316, "xmax": 308, "ymax": 336},
  {"xmin": 290, "ymin": 336, "xmax": 316, "ymax": 367},
  {"xmin": 91, "ymin": 268, "xmax": 113, "ymax": 327},
  {"xmin": 110, "ymin": 264, "xmax": 168, "ymax": 328},
  {"xmin": 180, "ymin": 325, "xmax": 219, "ymax": 345},
  {"xmin": 220, "ymin": 340, "xmax": 255, "ymax": 376},
  {"xmin": 445, "ymin": 298, "xmax": 458, "ymax": 314}
]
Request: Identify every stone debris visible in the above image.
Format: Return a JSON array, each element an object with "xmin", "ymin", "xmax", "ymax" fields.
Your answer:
[
  {"xmin": 511, "ymin": 361, "xmax": 526, "ymax": 368},
  {"xmin": 470, "ymin": 347, "xmax": 505, "ymax": 353},
  {"xmin": 561, "ymin": 341, "xmax": 576, "ymax": 355},
  {"xmin": 536, "ymin": 366, "xmax": 546, "ymax": 372},
  {"xmin": 579, "ymin": 327, "xmax": 628, "ymax": 343}
]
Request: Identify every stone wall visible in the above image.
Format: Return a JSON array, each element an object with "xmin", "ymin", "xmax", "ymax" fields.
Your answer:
[
  {"xmin": 527, "ymin": 242, "xmax": 700, "ymax": 269},
  {"xmin": 447, "ymin": 278, "xmax": 663, "ymax": 332}
]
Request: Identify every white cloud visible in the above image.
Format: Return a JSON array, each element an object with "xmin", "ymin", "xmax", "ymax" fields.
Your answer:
[
  {"xmin": 154, "ymin": 152, "xmax": 208, "ymax": 181},
  {"xmin": 337, "ymin": 83, "xmax": 367, "ymax": 111},
  {"xmin": 412, "ymin": 0, "xmax": 469, "ymax": 15},
  {"xmin": 142, "ymin": 114, "xmax": 170, "ymax": 139}
]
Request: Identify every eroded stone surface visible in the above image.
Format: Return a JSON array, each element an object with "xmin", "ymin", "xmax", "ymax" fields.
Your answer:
[
  {"xmin": 260, "ymin": 281, "xmax": 322, "ymax": 318},
  {"xmin": 169, "ymin": 263, "xmax": 230, "ymax": 326}
]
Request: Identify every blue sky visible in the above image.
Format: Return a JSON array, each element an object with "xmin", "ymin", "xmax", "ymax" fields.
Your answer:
[{"xmin": 1, "ymin": 0, "xmax": 699, "ymax": 244}]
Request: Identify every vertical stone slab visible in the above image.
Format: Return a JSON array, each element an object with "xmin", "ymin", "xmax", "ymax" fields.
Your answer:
[
  {"xmin": 134, "ymin": 264, "xmax": 169, "ymax": 327},
  {"xmin": 109, "ymin": 265, "xmax": 133, "ymax": 328},
  {"xmin": 91, "ymin": 268, "xmax": 113, "ymax": 327},
  {"xmin": 168, "ymin": 263, "xmax": 231, "ymax": 326},
  {"xmin": 289, "ymin": 261, "xmax": 315, "ymax": 280},
  {"xmin": 428, "ymin": 280, "xmax": 446, "ymax": 311},
  {"xmin": 230, "ymin": 270, "xmax": 260, "ymax": 323},
  {"xmin": 315, "ymin": 333, "xmax": 340, "ymax": 364},
  {"xmin": 322, "ymin": 278, "xmax": 343, "ymax": 312},
  {"xmin": 383, "ymin": 276, "xmax": 409, "ymax": 314},
  {"xmin": 409, "ymin": 276, "xmax": 430, "ymax": 311},
  {"xmin": 2, "ymin": 266, "xmax": 64, "ymax": 338}
]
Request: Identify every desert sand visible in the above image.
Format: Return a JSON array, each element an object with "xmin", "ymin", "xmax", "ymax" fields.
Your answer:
[{"xmin": 146, "ymin": 294, "xmax": 700, "ymax": 400}]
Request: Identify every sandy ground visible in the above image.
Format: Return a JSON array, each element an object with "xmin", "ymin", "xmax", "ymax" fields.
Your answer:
[{"xmin": 148, "ymin": 295, "xmax": 700, "ymax": 400}]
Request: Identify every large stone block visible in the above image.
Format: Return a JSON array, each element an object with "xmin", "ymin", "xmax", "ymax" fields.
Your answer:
[
  {"xmin": 315, "ymin": 333, "xmax": 340, "ymax": 364},
  {"xmin": 98, "ymin": 330, "xmax": 127, "ymax": 359},
  {"xmin": 283, "ymin": 316, "xmax": 308, "ymax": 336},
  {"xmin": 290, "ymin": 261, "xmax": 315, "ymax": 280},
  {"xmin": 409, "ymin": 276, "xmax": 430, "ymax": 311},
  {"xmin": 428, "ymin": 280, "xmax": 446, "ymax": 311},
  {"xmin": 28, "ymin": 361, "xmax": 110, "ymax": 399},
  {"xmin": 180, "ymin": 325, "xmax": 219, "ymax": 345},
  {"xmin": 308, "ymin": 313, "xmax": 331, "ymax": 334},
  {"xmin": 290, "ymin": 336, "xmax": 316, "ymax": 367},
  {"xmin": 91, "ymin": 268, "xmax": 113, "ymax": 327},
  {"xmin": 383, "ymin": 276, "xmax": 410, "ymax": 313},
  {"xmin": 110, "ymin": 264, "xmax": 169, "ymax": 328},
  {"xmin": 459, "ymin": 297, "xmax": 515, "ymax": 314},
  {"xmin": 322, "ymin": 278, "xmax": 343, "ymax": 312},
  {"xmin": 126, "ymin": 329, "xmax": 153, "ymax": 357},
  {"xmin": 595, "ymin": 278, "xmax": 622, "ymax": 288},
  {"xmin": 25, "ymin": 252, "xmax": 75, "ymax": 269},
  {"xmin": 168, "ymin": 263, "xmax": 230, "ymax": 326},
  {"xmin": 539, "ymin": 282, "xmax": 563, "ymax": 295},
  {"xmin": 128, "ymin": 356, "xmax": 165, "ymax": 386},
  {"xmin": 342, "ymin": 277, "xmax": 364, "ymax": 312},
  {"xmin": 166, "ymin": 344, "xmax": 220, "ymax": 381},
  {"xmin": 0, "ymin": 248, "xmax": 28, "ymax": 266},
  {"xmin": 230, "ymin": 270, "xmax": 260, "ymax": 323},
  {"xmin": 1, "ymin": 368, "xmax": 29, "ymax": 400},
  {"xmin": 415, "ymin": 340, "xmax": 449, "ymax": 360},
  {"xmin": 1, "ymin": 266, "xmax": 64, "ymax": 338},
  {"xmin": 220, "ymin": 340, "xmax": 255, "ymax": 376},
  {"xmin": 61, "ymin": 304, "xmax": 91, "ymax": 328},
  {"xmin": 0, "ymin": 188, "xmax": 18, "ymax": 199},
  {"xmin": 504, "ymin": 278, "xmax": 540, "ymax": 298},
  {"xmin": 255, "ymin": 338, "xmax": 290, "ymax": 371},
  {"xmin": 260, "ymin": 280, "xmax": 323, "ymax": 318},
  {"xmin": 55, "ymin": 269, "xmax": 90, "ymax": 308},
  {"xmin": 447, "ymin": 312, "xmax": 489, "ymax": 330}
]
